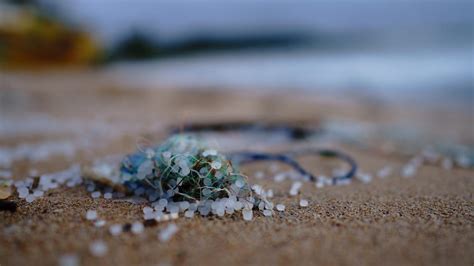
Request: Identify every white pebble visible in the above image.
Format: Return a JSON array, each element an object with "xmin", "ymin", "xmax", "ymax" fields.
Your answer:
[
  {"xmin": 158, "ymin": 223, "xmax": 179, "ymax": 242},
  {"xmin": 109, "ymin": 224, "xmax": 123, "ymax": 236},
  {"xmin": 86, "ymin": 210, "xmax": 98, "ymax": 221},
  {"xmin": 58, "ymin": 254, "xmax": 79, "ymax": 266},
  {"xmin": 103, "ymin": 192, "xmax": 113, "ymax": 199},
  {"xmin": 276, "ymin": 204, "xmax": 285, "ymax": 212},
  {"xmin": 299, "ymin": 199, "xmax": 309, "ymax": 207},
  {"xmin": 242, "ymin": 209, "xmax": 253, "ymax": 221},
  {"xmin": 263, "ymin": 209, "xmax": 272, "ymax": 217},
  {"xmin": 131, "ymin": 222, "xmax": 144, "ymax": 234},
  {"xmin": 89, "ymin": 240, "xmax": 108, "ymax": 257},
  {"xmin": 91, "ymin": 191, "xmax": 101, "ymax": 199}
]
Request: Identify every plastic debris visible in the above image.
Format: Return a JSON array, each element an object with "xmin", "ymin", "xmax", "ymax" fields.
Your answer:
[
  {"xmin": 109, "ymin": 224, "xmax": 123, "ymax": 236},
  {"xmin": 377, "ymin": 166, "xmax": 392, "ymax": 178},
  {"xmin": 242, "ymin": 209, "xmax": 253, "ymax": 221},
  {"xmin": 94, "ymin": 220, "xmax": 106, "ymax": 227},
  {"xmin": 299, "ymin": 199, "xmax": 309, "ymax": 207},
  {"xmin": 58, "ymin": 254, "xmax": 79, "ymax": 266},
  {"xmin": 276, "ymin": 204, "xmax": 285, "ymax": 212},
  {"xmin": 158, "ymin": 223, "xmax": 179, "ymax": 242},
  {"xmin": 86, "ymin": 210, "xmax": 98, "ymax": 221},
  {"xmin": 356, "ymin": 172, "xmax": 373, "ymax": 184},
  {"xmin": 289, "ymin": 181, "xmax": 302, "ymax": 196},
  {"xmin": 89, "ymin": 240, "xmax": 108, "ymax": 257},
  {"xmin": 0, "ymin": 199, "xmax": 17, "ymax": 212},
  {"xmin": 131, "ymin": 222, "xmax": 144, "ymax": 234}
]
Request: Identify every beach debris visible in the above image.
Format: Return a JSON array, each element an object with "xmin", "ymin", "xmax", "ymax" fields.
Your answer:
[
  {"xmin": 113, "ymin": 134, "xmax": 273, "ymax": 221},
  {"xmin": 356, "ymin": 172, "xmax": 373, "ymax": 184},
  {"xmin": 131, "ymin": 222, "xmax": 145, "ymax": 234},
  {"xmin": 119, "ymin": 134, "xmax": 252, "ymax": 201},
  {"xmin": 254, "ymin": 171, "xmax": 264, "ymax": 179},
  {"xmin": 441, "ymin": 158, "xmax": 453, "ymax": 170},
  {"xmin": 0, "ymin": 200, "xmax": 17, "ymax": 212},
  {"xmin": 242, "ymin": 209, "xmax": 253, "ymax": 221},
  {"xmin": 109, "ymin": 224, "xmax": 123, "ymax": 236},
  {"xmin": 94, "ymin": 220, "xmax": 106, "ymax": 228},
  {"xmin": 25, "ymin": 194, "xmax": 35, "ymax": 203},
  {"xmin": 401, "ymin": 164, "xmax": 417, "ymax": 178},
  {"xmin": 86, "ymin": 210, "xmax": 98, "ymax": 221},
  {"xmin": 276, "ymin": 204, "xmax": 285, "ymax": 212},
  {"xmin": 299, "ymin": 199, "xmax": 309, "ymax": 207},
  {"xmin": 58, "ymin": 254, "xmax": 79, "ymax": 266},
  {"xmin": 0, "ymin": 184, "xmax": 12, "ymax": 200},
  {"xmin": 89, "ymin": 240, "xmax": 108, "ymax": 257},
  {"xmin": 289, "ymin": 181, "xmax": 302, "ymax": 196},
  {"xmin": 377, "ymin": 166, "xmax": 392, "ymax": 178},
  {"xmin": 91, "ymin": 191, "xmax": 101, "ymax": 199},
  {"xmin": 158, "ymin": 223, "xmax": 179, "ymax": 242}
]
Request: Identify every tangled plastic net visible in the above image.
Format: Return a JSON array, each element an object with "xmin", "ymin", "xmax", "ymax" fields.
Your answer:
[{"xmin": 119, "ymin": 134, "xmax": 252, "ymax": 202}]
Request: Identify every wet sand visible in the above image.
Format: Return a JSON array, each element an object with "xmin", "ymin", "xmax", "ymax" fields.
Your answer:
[{"xmin": 1, "ymin": 72, "xmax": 473, "ymax": 266}]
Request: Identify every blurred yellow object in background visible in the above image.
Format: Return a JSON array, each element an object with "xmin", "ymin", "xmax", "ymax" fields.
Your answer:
[{"xmin": 0, "ymin": 4, "xmax": 100, "ymax": 69}]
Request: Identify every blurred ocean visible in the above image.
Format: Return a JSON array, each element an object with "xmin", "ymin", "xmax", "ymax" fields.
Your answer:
[{"xmin": 59, "ymin": 1, "xmax": 473, "ymax": 108}]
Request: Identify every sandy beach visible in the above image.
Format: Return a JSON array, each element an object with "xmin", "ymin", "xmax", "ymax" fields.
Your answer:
[{"xmin": 1, "ymin": 72, "xmax": 473, "ymax": 266}]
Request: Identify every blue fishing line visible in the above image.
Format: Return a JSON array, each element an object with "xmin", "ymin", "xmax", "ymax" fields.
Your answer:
[{"xmin": 228, "ymin": 149, "xmax": 357, "ymax": 185}]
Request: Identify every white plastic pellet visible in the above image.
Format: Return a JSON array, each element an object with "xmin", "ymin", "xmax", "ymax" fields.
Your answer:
[
  {"xmin": 184, "ymin": 210, "xmax": 195, "ymax": 218},
  {"xmin": 377, "ymin": 166, "xmax": 392, "ymax": 178},
  {"xmin": 58, "ymin": 254, "xmax": 79, "ymax": 266},
  {"xmin": 211, "ymin": 161, "xmax": 222, "ymax": 170},
  {"xmin": 143, "ymin": 206, "xmax": 154, "ymax": 214},
  {"xmin": 33, "ymin": 190, "xmax": 44, "ymax": 197},
  {"xmin": 263, "ymin": 210, "xmax": 272, "ymax": 217},
  {"xmin": 242, "ymin": 209, "xmax": 253, "ymax": 221},
  {"xmin": 442, "ymin": 158, "xmax": 453, "ymax": 170},
  {"xmin": 158, "ymin": 223, "xmax": 179, "ymax": 242},
  {"xmin": 402, "ymin": 164, "xmax": 417, "ymax": 178},
  {"xmin": 131, "ymin": 222, "xmax": 144, "ymax": 234},
  {"xmin": 289, "ymin": 181, "xmax": 302, "ymax": 196},
  {"xmin": 25, "ymin": 194, "xmax": 35, "ymax": 203},
  {"xmin": 356, "ymin": 172, "xmax": 373, "ymax": 184},
  {"xmin": 255, "ymin": 171, "xmax": 264, "ymax": 179},
  {"xmin": 89, "ymin": 240, "xmax": 108, "ymax": 257},
  {"xmin": 109, "ymin": 224, "xmax": 123, "ymax": 236},
  {"xmin": 103, "ymin": 192, "xmax": 113, "ymax": 199},
  {"xmin": 276, "ymin": 204, "xmax": 285, "ymax": 212},
  {"xmin": 94, "ymin": 220, "xmax": 106, "ymax": 227},
  {"xmin": 299, "ymin": 199, "xmax": 309, "ymax": 207},
  {"xmin": 86, "ymin": 210, "xmax": 98, "ymax": 221},
  {"xmin": 91, "ymin": 191, "xmax": 101, "ymax": 199}
]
